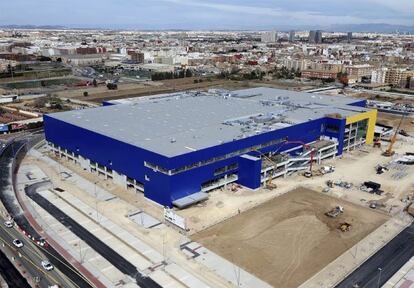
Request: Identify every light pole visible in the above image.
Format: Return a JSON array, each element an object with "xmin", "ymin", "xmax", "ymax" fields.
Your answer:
[
  {"xmin": 94, "ymin": 181, "xmax": 100, "ymax": 223},
  {"xmin": 377, "ymin": 267, "xmax": 382, "ymax": 288}
]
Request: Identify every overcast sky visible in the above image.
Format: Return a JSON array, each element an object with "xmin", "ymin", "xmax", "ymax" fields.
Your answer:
[{"xmin": 1, "ymin": 0, "xmax": 413, "ymax": 29}]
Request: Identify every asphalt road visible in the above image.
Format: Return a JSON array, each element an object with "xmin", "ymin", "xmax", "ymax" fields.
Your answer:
[
  {"xmin": 0, "ymin": 138, "xmax": 93, "ymax": 288},
  {"xmin": 26, "ymin": 185, "xmax": 162, "ymax": 288},
  {"xmin": 0, "ymin": 246, "xmax": 31, "ymax": 288},
  {"xmin": 336, "ymin": 222, "xmax": 414, "ymax": 288},
  {"xmin": 0, "ymin": 219, "xmax": 74, "ymax": 287}
]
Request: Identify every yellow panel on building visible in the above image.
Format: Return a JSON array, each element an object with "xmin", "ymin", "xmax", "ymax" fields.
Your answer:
[{"xmin": 345, "ymin": 110, "xmax": 377, "ymax": 144}]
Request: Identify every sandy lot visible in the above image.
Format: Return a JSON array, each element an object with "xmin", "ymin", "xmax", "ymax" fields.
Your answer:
[
  {"xmin": 377, "ymin": 111, "xmax": 414, "ymax": 133},
  {"xmin": 192, "ymin": 187, "xmax": 389, "ymax": 288}
]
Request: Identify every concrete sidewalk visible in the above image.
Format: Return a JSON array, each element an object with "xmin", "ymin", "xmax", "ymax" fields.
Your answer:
[
  {"xmin": 39, "ymin": 188, "xmax": 208, "ymax": 288},
  {"xmin": 384, "ymin": 256, "xmax": 414, "ymax": 288},
  {"xmin": 180, "ymin": 240, "xmax": 272, "ymax": 288},
  {"xmin": 14, "ymin": 158, "xmax": 107, "ymax": 288},
  {"xmin": 30, "ymin": 198, "xmax": 134, "ymax": 288},
  {"xmin": 30, "ymin": 147, "xmax": 258, "ymax": 288}
]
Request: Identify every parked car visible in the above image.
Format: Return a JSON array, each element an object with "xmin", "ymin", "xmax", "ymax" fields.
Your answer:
[
  {"xmin": 4, "ymin": 221, "xmax": 13, "ymax": 228},
  {"xmin": 37, "ymin": 238, "xmax": 47, "ymax": 247},
  {"xmin": 41, "ymin": 260, "xmax": 54, "ymax": 271},
  {"xmin": 12, "ymin": 239, "xmax": 23, "ymax": 248}
]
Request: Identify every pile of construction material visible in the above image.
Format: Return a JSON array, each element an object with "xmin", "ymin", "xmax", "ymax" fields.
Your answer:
[
  {"xmin": 333, "ymin": 180, "xmax": 353, "ymax": 189},
  {"xmin": 395, "ymin": 154, "xmax": 414, "ymax": 165},
  {"xmin": 360, "ymin": 181, "xmax": 383, "ymax": 195}
]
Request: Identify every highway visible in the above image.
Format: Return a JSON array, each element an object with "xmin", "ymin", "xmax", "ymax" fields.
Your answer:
[
  {"xmin": 0, "ymin": 137, "xmax": 93, "ymax": 288},
  {"xmin": 336, "ymin": 223, "xmax": 414, "ymax": 288},
  {"xmin": 26, "ymin": 184, "xmax": 162, "ymax": 288},
  {"xmin": 0, "ymin": 218, "xmax": 75, "ymax": 287},
  {"xmin": 0, "ymin": 247, "xmax": 31, "ymax": 287}
]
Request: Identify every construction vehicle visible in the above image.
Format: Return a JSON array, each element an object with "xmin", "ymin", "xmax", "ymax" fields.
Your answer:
[
  {"xmin": 407, "ymin": 204, "xmax": 414, "ymax": 217},
  {"xmin": 326, "ymin": 180, "xmax": 334, "ymax": 188},
  {"xmin": 320, "ymin": 165, "xmax": 335, "ymax": 174},
  {"xmin": 339, "ymin": 222, "xmax": 351, "ymax": 232},
  {"xmin": 373, "ymin": 137, "xmax": 381, "ymax": 148},
  {"xmin": 106, "ymin": 82, "xmax": 118, "ymax": 90},
  {"xmin": 399, "ymin": 130, "xmax": 409, "ymax": 137},
  {"xmin": 322, "ymin": 187, "xmax": 331, "ymax": 193},
  {"xmin": 265, "ymin": 180, "xmax": 277, "ymax": 190},
  {"xmin": 383, "ymin": 114, "xmax": 405, "ymax": 157},
  {"xmin": 376, "ymin": 165, "xmax": 388, "ymax": 174},
  {"xmin": 259, "ymin": 154, "xmax": 278, "ymax": 190},
  {"xmin": 230, "ymin": 183, "xmax": 242, "ymax": 192},
  {"xmin": 304, "ymin": 171, "xmax": 313, "ymax": 178},
  {"xmin": 326, "ymin": 206, "xmax": 344, "ymax": 218}
]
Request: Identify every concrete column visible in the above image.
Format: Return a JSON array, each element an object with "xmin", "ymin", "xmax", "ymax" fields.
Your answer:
[
  {"xmin": 79, "ymin": 156, "xmax": 90, "ymax": 171},
  {"xmin": 113, "ymin": 171, "xmax": 127, "ymax": 189}
]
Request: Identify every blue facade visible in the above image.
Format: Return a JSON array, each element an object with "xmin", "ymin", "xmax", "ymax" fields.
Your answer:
[
  {"xmin": 44, "ymin": 113, "xmax": 345, "ymax": 207},
  {"xmin": 0, "ymin": 124, "xmax": 8, "ymax": 133},
  {"xmin": 349, "ymin": 100, "xmax": 367, "ymax": 108},
  {"xmin": 238, "ymin": 155, "xmax": 262, "ymax": 190}
]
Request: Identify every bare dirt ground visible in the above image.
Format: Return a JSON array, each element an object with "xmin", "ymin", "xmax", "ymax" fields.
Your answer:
[
  {"xmin": 192, "ymin": 187, "xmax": 389, "ymax": 288},
  {"xmin": 53, "ymin": 78, "xmax": 241, "ymax": 103},
  {"xmin": 46, "ymin": 78, "xmax": 311, "ymax": 103},
  {"xmin": 177, "ymin": 137, "xmax": 414, "ymax": 234},
  {"xmin": 377, "ymin": 111, "xmax": 414, "ymax": 133}
]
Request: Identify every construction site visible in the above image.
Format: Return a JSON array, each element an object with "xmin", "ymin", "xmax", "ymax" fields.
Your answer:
[
  {"xmin": 5, "ymin": 85, "xmax": 414, "ymax": 288},
  {"xmin": 192, "ymin": 187, "xmax": 389, "ymax": 288}
]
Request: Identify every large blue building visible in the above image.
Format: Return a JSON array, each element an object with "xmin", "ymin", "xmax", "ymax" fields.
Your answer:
[{"xmin": 44, "ymin": 88, "xmax": 376, "ymax": 208}]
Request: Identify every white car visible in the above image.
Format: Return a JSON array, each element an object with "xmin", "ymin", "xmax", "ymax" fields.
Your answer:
[
  {"xmin": 4, "ymin": 221, "xmax": 13, "ymax": 228},
  {"xmin": 41, "ymin": 260, "xmax": 54, "ymax": 271},
  {"xmin": 12, "ymin": 239, "xmax": 24, "ymax": 248}
]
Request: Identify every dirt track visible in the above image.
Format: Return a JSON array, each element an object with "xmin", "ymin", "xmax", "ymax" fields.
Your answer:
[
  {"xmin": 192, "ymin": 187, "xmax": 389, "ymax": 288},
  {"xmin": 377, "ymin": 112, "xmax": 414, "ymax": 133},
  {"xmin": 55, "ymin": 78, "xmax": 243, "ymax": 103}
]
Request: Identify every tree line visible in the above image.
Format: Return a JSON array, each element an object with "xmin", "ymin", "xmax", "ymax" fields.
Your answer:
[{"xmin": 151, "ymin": 69, "xmax": 193, "ymax": 81}]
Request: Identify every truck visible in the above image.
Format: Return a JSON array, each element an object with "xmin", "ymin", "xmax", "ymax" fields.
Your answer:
[
  {"xmin": 325, "ymin": 206, "xmax": 344, "ymax": 218},
  {"xmin": 106, "ymin": 82, "xmax": 118, "ymax": 90},
  {"xmin": 320, "ymin": 165, "xmax": 335, "ymax": 174}
]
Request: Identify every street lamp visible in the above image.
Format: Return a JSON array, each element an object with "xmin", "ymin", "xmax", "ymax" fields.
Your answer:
[
  {"xmin": 377, "ymin": 267, "xmax": 382, "ymax": 288},
  {"xmin": 94, "ymin": 181, "xmax": 100, "ymax": 223}
]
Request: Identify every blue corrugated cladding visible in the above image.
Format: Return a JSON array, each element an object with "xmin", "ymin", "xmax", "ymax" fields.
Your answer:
[
  {"xmin": 349, "ymin": 100, "xmax": 367, "ymax": 108},
  {"xmin": 102, "ymin": 101, "xmax": 115, "ymax": 106},
  {"xmin": 0, "ymin": 124, "xmax": 9, "ymax": 132},
  {"xmin": 44, "ymin": 114, "xmax": 342, "ymax": 207},
  {"xmin": 238, "ymin": 156, "xmax": 262, "ymax": 190}
]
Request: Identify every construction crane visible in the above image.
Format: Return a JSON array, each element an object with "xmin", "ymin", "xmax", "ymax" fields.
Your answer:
[
  {"xmin": 383, "ymin": 114, "xmax": 406, "ymax": 157},
  {"xmin": 260, "ymin": 153, "xmax": 278, "ymax": 189}
]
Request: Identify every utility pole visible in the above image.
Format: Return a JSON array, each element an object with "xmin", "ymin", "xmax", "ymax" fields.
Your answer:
[
  {"xmin": 377, "ymin": 267, "xmax": 382, "ymax": 288},
  {"xmin": 94, "ymin": 181, "xmax": 99, "ymax": 222},
  {"xmin": 162, "ymin": 233, "xmax": 166, "ymax": 263},
  {"xmin": 79, "ymin": 240, "xmax": 87, "ymax": 263}
]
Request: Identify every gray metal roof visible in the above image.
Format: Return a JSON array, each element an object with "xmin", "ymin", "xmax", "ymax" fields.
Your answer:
[
  {"xmin": 48, "ymin": 87, "xmax": 370, "ymax": 157},
  {"xmin": 173, "ymin": 192, "xmax": 209, "ymax": 208}
]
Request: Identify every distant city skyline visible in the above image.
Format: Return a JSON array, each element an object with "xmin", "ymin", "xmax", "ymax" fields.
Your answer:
[{"xmin": 0, "ymin": 0, "xmax": 413, "ymax": 30}]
